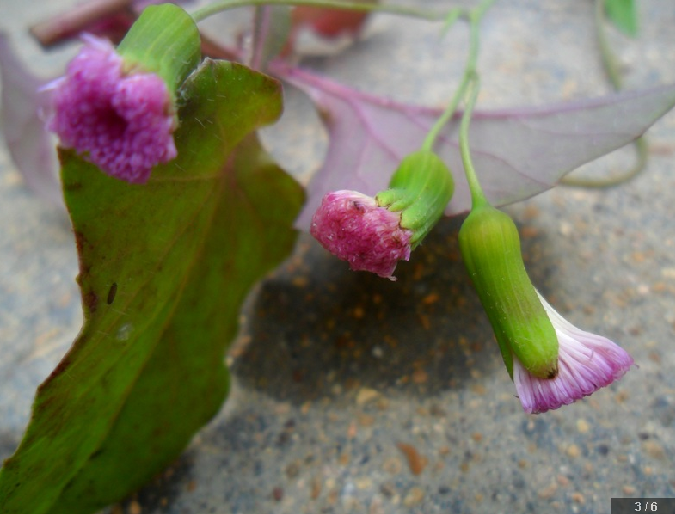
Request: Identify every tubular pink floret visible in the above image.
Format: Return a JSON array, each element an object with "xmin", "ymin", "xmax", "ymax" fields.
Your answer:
[
  {"xmin": 45, "ymin": 35, "xmax": 176, "ymax": 183},
  {"xmin": 513, "ymin": 292, "xmax": 634, "ymax": 414},
  {"xmin": 310, "ymin": 190, "xmax": 413, "ymax": 280}
]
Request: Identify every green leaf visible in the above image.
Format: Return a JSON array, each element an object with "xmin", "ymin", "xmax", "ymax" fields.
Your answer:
[
  {"xmin": 0, "ymin": 59, "xmax": 304, "ymax": 514},
  {"xmin": 604, "ymin": 0, "xmax": 638, "ymax": 37}
]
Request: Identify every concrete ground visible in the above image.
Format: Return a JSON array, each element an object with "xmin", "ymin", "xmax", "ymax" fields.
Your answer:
[{"xmin": 1, "ymin": 1, "xmax": 674, "ymax": 513}]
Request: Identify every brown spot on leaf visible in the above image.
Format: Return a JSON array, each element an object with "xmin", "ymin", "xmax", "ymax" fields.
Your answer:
[
  {"xmin": 64, "ymin": 181, "xmax": 83, "ymax": 192},
  {"xmin": 84, "ymin": 290, "xmax": 98, "ymax": 314},
  {"xmin": 44, "ymin": 354, "xmax": 72, "ymax": 383},
  {"xmin": 74, "ymin": 231, "xmax": 85, "ymax": 255}
]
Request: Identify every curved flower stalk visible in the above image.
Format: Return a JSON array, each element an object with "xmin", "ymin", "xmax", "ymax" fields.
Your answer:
[
  {"xmin": 45, "ymin": 36, "xmax": 176, "ymax": 183},
  {"xmin": 513, "ymin": 292, "xmax": 634, "ymax": 414},
  {"xmin": 311, "ymin": 149, "xmax": 454, "ymax": 280}
]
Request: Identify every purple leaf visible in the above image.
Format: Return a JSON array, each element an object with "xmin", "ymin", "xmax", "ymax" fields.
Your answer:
[
  {"xmin": 0, "ymin": 32, "xmax": 62, "ymax": 206},
  {"xmin": 276, "ymin": 65, "xmax": 675, "ymax": 230}
]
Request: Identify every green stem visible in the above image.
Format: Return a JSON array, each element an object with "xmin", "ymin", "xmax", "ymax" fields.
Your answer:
[
  {"xmin": 594, "ymin": 0, "xmax": 622, "ymax": 90},
  {"xmin": 192, "ymin": 0, "xmax": 447, "ymax": 23},
  {"xmin": 560, "ymin": 136, "xmax": 648, "ymax": 188},
  {"xmin": 440, "ymin": 7, "xmax": 463, "ymax": 37},
  {"xmin": 560, "ymin": 0, "xmax": 647, "ymax": 188},
  {"xmin": 459, "ymin": 76, "xmax": 488, "ymax": 208},
  {"xmin": 422, "ymin": 0, "xmax": 495, "ymax": 152},
  {"xmin": 420, "ymin": 75, "xmax": 470, "ymax": 152},
  {"xmin": 424, "ymin": 0, "xmax": 494, "ymax": 209}
]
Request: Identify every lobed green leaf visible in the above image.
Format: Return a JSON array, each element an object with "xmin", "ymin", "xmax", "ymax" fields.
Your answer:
[{"xmin": 0, "ymin": 59, "xmax": 304, "ymax": 514}]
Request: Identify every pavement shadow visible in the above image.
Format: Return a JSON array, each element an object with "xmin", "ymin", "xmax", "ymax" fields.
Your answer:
[
  {"xmin": 232, "ymin": 212, "xmax": 561, "ymax": 405},
  {"xmin": 114, "ymin": 449, "xmax": 196, "ymax": 513}
]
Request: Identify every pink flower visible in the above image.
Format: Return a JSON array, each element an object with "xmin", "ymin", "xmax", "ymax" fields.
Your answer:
[
  {"xmin": 45, "ymin": 35, "xmax": 176, "ymax": 183},
  {"xmin": 310, "ymin": 190, "xmax": 413, "ymax": 280},
  {"xmin": 513, "ymin": 291, "xmax": 634, "ymax": 414}
]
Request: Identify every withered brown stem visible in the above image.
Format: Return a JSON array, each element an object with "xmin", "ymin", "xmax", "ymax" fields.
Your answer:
[{"xmin": 30, "ymin": 0, "xmax": 132, "ymax": 47}]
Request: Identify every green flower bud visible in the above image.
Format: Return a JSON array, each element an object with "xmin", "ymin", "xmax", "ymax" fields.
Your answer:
[
  {"xmin": 459, "ymin": 204, "xmax": 558, "ymax": 379},
  {"xmin": 376, "ymin": 149, "xmax": 455, "ymax": 249}
]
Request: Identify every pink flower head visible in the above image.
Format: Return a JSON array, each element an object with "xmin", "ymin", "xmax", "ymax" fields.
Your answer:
[
  {"xmin": 45, "ymin": 35, "xmax": 176, "ymax": 183},
  {"xmin": 310, "ymin": 190, "xmax": 413, "ymax": 280},
  {"xmin": 513, "ymin": 292, "xmax": 635, "ymax": 414}
]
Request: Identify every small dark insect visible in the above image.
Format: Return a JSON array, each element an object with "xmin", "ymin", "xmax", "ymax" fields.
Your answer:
[
  {"xmin": 107, "ymin": 282, "xmax": 117, "ymax": 305},
  {"xmin": 351, "ymin": 200, "xmax": 365, "ymax": 212}
]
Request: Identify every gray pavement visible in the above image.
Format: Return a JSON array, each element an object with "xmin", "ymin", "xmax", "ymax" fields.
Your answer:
[{"xmin": 1, "ymin": 1, "xmax": 674, "ymax": 513}]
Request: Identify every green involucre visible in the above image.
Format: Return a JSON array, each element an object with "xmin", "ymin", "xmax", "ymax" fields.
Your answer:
[
  {"xmin": 459, "ymin": 204, "xmax": 558, "ymax": 378},
  {"xmin": 375, "ymin": 150, "xmax": 454, "ymax": 248},
  {"xmin": 116, "ymin": 4, "xmax": 201, "ymax": 101}
]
